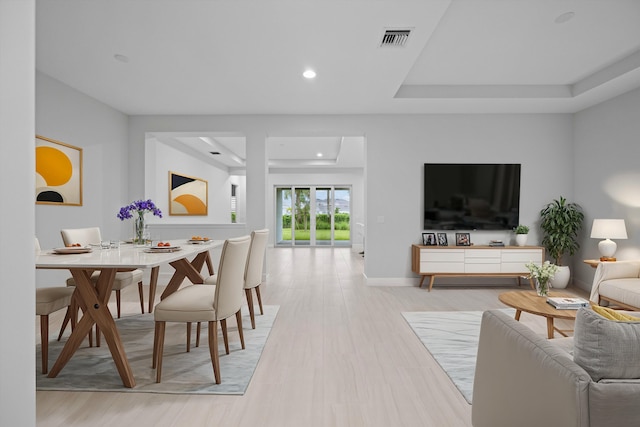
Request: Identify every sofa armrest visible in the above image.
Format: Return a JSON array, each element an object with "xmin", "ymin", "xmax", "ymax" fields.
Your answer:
[
  {"xmin": 472, "ymin": 310, "xmax": 591, "ymax": 427},
  {"xmin": 590, "ymin": 261, "xmax": 640, "ymax": 303}
]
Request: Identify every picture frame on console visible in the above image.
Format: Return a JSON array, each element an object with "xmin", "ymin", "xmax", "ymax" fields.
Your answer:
[
  {"xmin": 437, "ymin": 233, "xmax": 448, "ymax": 246},
  {"xmin": 456, "ymin": 232, "xmax": 471, "ymax": 246},
  {"xmin": 422, "ymin": 233, "xmax": 437, "ymax": 246}
]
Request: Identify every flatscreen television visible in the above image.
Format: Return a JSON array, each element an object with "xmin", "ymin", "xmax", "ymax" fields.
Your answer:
[{"xmin": 423, "ymin": 163, "xmax": 521, "ymax": 230}]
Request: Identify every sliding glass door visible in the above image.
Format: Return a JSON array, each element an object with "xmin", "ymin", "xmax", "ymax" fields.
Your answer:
[{"xmin": 275, "ymin": 186, "xmax": 351, "ymax": 247}]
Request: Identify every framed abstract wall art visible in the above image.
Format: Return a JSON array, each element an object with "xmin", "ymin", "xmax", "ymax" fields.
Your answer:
[
  {"xmin": 169, "ymin": 171, "xmax": 208, "ymax": 215},
  {"xmin": 35, "ymin": 135, "xmax": 83, "ymax": 206}
]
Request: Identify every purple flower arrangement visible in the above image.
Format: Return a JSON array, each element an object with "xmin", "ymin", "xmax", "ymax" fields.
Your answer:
[{"xmin": 117, "ymin": 199, "xmax": 163, "ymax": 220}]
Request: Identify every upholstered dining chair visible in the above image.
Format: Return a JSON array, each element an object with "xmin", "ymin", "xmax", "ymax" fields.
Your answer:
[
  {"xmin": 242, "ymin": 229, "xmax": 269, "ymax": 329},
  {"xmin": 35, "ymin": 238, "xmax": 75, "ymax": 374},
  {"xmin": 191, "ymin": 228, "xmax": 269, "ymax": 349},
  {"xmin": 152, "ymin": 235, "xmax": 251, "ymax": 384},
  {"xmin": 60, "ymin": 227, "xmax": 145, "ymax": 318}
]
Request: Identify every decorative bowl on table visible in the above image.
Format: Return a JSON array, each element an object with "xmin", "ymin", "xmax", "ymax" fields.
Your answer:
[{"xmin": 187, "ymin": 236, "xmax": 211, "ymax": 244}]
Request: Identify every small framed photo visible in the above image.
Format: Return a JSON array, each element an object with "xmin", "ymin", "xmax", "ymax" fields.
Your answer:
[
  {"xmin": 456, "ymin": 232, "xmax": 471, "ymax": 246},
  {"xmin": 422, "ymin": 232, "xmax": 437, "ymax": 246},
  {"xmin": 437, "ymin": 232, "xmax": 448, "ymax": 246}
]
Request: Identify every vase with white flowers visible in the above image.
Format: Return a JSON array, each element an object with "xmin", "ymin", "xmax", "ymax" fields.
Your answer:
[
  {"xmin": 117, "ymin": 199, "xmax": 162, "ymax": 246},
  {"xmin": 525, "ymin": 260, "xmax": 559, "ymax": 297}
]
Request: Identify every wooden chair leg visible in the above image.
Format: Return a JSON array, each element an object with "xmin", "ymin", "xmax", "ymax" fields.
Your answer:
[
  {"xmin": 152, "ymin": 322, "xmax": 159, "ymax": 368},
  {"xmin": 116, "ymin": 290, "xmax": 122, "ymax": 318},
  {"xmin": 236, "ymin": 310, "xmax": 245, "ymax": 350},
  {"xmin": 208, "ymin": 321, "xmax": 220, "ymax": 384},
  {"xmin": 40, "ymin": 315, "xmax": 49, "ymax": 374},
  {"xmin": 186, "ymin": 323, "xmax": 192, "ymax": 352},
  {"xmin": 57, "ymin": 307, "xmax": 71, "ymax": 341},
  {"xmin": 154, "ymin": 321, "xmax": 166, "ymax": 382},
  {"xmin": 245, "ymin": 289, "xmax": 256, "ymax": 329},
  {"xmin": 255, "ymin": 285, "xmax": 264, "ymax": 315},
  {"xmin": 138, "ymin": 281, "xmax": 144, "ymax": 314},
  {"xmin": 196, "ymin": 322, "xmax": 201, "ymax": 347},
  {"xmin": 220, "ymin": 319, "xmax": 229, "ymax": 354},
  {"xmin": 96, "ymin": 325, "xmax": 101, "ymax": 347}
]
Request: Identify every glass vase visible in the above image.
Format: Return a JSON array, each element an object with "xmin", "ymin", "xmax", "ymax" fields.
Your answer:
[
  {"xmin": 133, "ymin": 213, "xmax": 148, "ymax": 247},
  {"xmin": 535, "ymin": 279, "xmax": 550, "ymax": 297}
]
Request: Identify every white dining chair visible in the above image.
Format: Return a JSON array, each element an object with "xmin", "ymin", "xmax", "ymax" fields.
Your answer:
[
  {"xmin": 243, "ymin": 229, "xmax": 269, "ymax": 329},
  {"xmin": 35, "ymin": 237, "xmax": 75, "ymax": 374},
  {"xmin": 190, "ymin": 229, "xmax": 269, "ymax": 350},
  {"xmin": 152, "ymin": 235, "xmax": 251, "ymax": 384}
]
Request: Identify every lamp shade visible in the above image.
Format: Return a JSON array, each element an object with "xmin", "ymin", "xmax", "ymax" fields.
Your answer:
[{"xmin": 590, "ymin": 219, "xmax": 628, "ymax": 239}]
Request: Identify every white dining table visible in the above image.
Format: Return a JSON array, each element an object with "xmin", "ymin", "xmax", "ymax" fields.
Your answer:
[{"xmin": 35, "ymin": 239, "xmax": 223, "ymax": 388}]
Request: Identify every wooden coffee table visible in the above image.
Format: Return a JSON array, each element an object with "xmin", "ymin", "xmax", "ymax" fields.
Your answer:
[{"xmin": 498, "ymin": 290, "xmax": 579, "ymax": 339}]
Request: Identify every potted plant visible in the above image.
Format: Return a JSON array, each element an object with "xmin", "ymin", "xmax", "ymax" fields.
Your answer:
[
  {"xmin": 539, "ymin": 196, "xmax": 584, "ymax": 288},
  {"xmin": 514, "ymin": 224, "xmax": 529, "ymax": 246}
]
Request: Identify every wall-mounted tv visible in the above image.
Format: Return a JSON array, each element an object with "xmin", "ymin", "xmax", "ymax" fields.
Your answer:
[{"xmin": 424, "ymin": 163, "xmax": 521, "ymax": 230}]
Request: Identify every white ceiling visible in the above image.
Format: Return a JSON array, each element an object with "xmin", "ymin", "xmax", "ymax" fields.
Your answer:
[{"xmin": 36, "ymin": 0, "xmax": 640, "ymax": 167}]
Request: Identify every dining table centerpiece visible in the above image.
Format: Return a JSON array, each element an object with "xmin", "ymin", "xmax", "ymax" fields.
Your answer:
[
  {"xmin": 525, "ymin": 260, "xmax": 559, "ymax": 297},
  {"xmin": 117, "ymin": 199, "xmax": 162, "ymax": 246}
]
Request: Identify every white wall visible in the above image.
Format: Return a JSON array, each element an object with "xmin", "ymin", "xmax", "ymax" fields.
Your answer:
[
  {"xmin": 146, "ymin": 137, "xmax": 236, "ymax": 224},
  {"xmin": 128, "ymin": 114, "xmax": 575, "ymax": 284},
  {"xmin": 573, "ymin": 87, "xmax": 640, "ymax": 290},
  {"xmin": 36, "ymin": 72, "xmax": 130, "ymax": 247},
  {"xmin": 363, "ymin": 114, "xmax": 574, "ymax": 283},
  {"xmin": 35, "ymin": 72, "xmax": 130, "ymax": 285},
  {"xmin": 1, "ymin": 1, "xmax": 35, "ymax": 425}
]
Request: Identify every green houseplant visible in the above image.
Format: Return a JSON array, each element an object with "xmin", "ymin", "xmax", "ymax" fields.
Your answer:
[
  {"xmin": 514, "ymin": 224, "xmax": 530, "ymax": 246},
  {"xmin": 539, "ymin": 196, "xmax": 584, "ymax": 288}
]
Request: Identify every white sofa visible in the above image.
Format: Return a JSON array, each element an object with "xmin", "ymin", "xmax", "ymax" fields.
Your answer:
[
  {"xmin": 472, "ymin": 309, "xmax": 640, "ymax": 427},
  {"xmin": 589, "ymin": 261, "xmax": 640, "ymax": 310}
]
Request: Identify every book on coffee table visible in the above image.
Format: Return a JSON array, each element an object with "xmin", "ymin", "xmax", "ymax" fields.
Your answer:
[{"xmin": 547, "ymin": 297, "xmax": 589, "ymax": 310}]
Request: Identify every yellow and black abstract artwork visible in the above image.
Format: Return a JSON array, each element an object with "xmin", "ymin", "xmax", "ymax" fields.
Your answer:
[{"xmin": 35, "ymin": 135, "xmax": 82, "ymax": 206}]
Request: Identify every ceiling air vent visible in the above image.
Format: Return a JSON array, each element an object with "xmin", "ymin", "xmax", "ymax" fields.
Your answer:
[
  {"xmin": 380, "ymin": 29, "xmax": 411, "ymax": 47},
  {"xmin": 209, "ymin": 151, "xmax": 221, "ymax": 155}
]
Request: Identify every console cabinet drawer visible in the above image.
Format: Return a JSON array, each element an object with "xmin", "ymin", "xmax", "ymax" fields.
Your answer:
[
  {"xmin": 421, "ymin": 262, "xmax": 465, "ymax": 273},
  {"xmin": 501, "ymin": 250, "xmax": 542, "ymax": 263}
]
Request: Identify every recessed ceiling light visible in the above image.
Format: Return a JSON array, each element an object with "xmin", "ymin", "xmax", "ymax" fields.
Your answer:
[
  {"xmin": 114, "ymin": 54, "xmax": 129, "ymax": 63},
  {"xmin": 554, "ymin": 11, "xmax": 575, "ymax": 24},
  {"xmin": 303, "ymin": 69, "xmax": 316, "ymax": 79},
  {"xmin": 316, "ymin": 152, "xmax": 323, "ymax": 157}
]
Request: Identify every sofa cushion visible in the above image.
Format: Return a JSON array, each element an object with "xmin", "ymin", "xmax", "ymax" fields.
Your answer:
[
  {"xmin": 591, "ymin": 304, "xmax": 640, "ymax": 321},
  {"xmin": 599, "ymin": 279, "xmax": 640, "ymax": 308},
  {"xmin": 574, "ymin": 307, "xmax": 640, "ymax": 381}
]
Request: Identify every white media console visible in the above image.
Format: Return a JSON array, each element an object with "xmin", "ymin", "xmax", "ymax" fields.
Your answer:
[{"xmin": 411, "ymin": 244, "xmax": 545, "ymax": 291}]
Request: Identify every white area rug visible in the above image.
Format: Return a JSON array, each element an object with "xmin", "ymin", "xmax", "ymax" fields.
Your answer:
[
  {"xmin": 36, "ymin": 305, "xmax": 279, "ymax": 394},
  {"xmin": 402, "ymin": 308, "xmax": 514, "ymax": 404}
]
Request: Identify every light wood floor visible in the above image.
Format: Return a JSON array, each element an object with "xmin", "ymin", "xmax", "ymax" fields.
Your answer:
[{"xmin": 36, "ymin": 247, "xmax": 587, "ymax": 427}]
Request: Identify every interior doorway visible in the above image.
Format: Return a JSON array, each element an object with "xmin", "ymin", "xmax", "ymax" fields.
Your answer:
[{"xmin": 275, "ymin": 186, "xmax": 351, "ymax": 247}]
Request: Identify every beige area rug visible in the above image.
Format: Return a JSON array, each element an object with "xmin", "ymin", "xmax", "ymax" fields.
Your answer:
[
  {"xmin": 402, "ymin": 308, "xmax": 515, "ymax": 404},
  {"xmin": 36, "ymin": 305, "xmax": 279, "ymax": 394}
]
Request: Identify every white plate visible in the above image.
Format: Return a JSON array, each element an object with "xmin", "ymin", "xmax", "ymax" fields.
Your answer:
[
  {"xmin": 187, "ymin": 239, "xmax": 211, "ymax": 244},
  {"xmin": 53, "ymin": 247, "xmax": 92, "ymax": 254},
  {"xmin": 144, "ymin": 246, "xmax": 182, "ymax": 253}
]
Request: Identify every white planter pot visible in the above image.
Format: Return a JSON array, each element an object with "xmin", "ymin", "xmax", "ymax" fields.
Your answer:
[
  {"xmin": 515, "ymin": 234, "xmax": 528, "ymax": 246},
  {"xmin": 550, "ymin": 266, "xmax": 570, "ymax": 289}
]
